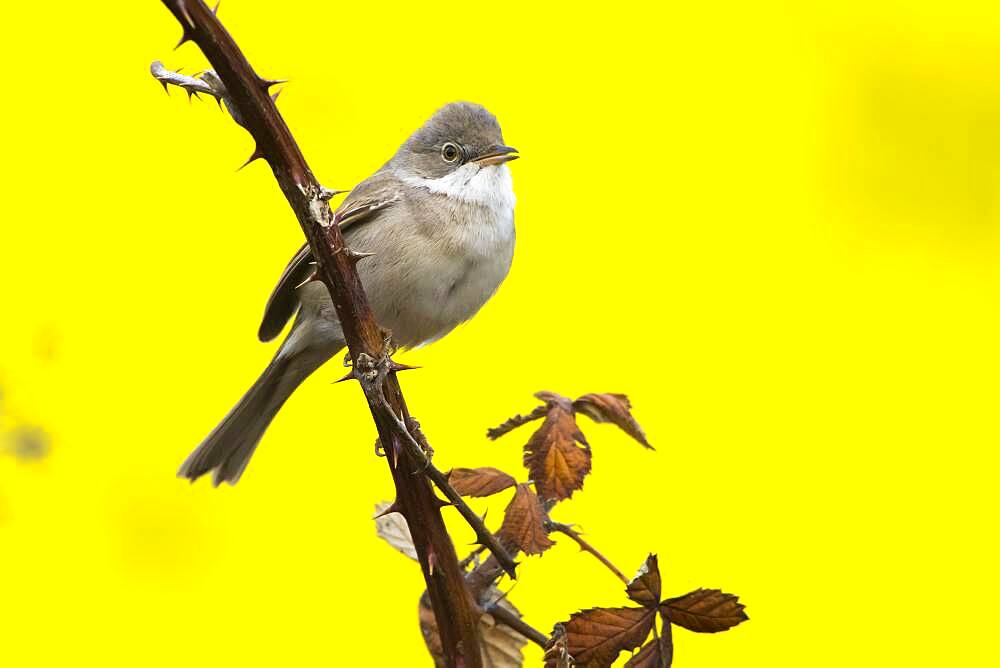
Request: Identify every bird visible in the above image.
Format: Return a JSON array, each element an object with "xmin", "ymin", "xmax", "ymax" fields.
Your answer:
[{"xmin": 178, "ymin": 102, "xmax": 518, "ymax": 486}]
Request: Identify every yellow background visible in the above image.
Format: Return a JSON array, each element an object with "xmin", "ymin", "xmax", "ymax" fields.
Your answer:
[{"xmin": 2, "ymin": 1, "xmax": 999, "ymax": 665}]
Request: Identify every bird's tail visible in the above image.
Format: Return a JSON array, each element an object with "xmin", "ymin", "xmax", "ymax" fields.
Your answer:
[{"xmin": 177, "ymin": 344, "xmax": 332, "ymax": 486}]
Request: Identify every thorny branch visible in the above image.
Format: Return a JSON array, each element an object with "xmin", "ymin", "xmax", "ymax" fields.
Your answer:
[
  {"xmin": 152, "ymin": 2, "xmax": 512, "ymax": 665},
  {"xmin": 354, "ymin": 353, "xmax": 519, "ymax": 577}
]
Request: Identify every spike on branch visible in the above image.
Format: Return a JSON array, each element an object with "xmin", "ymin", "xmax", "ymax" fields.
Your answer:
[
  {"xmin": 337, "ymin": 247, "xmax": 375, "ymax": 264},
  {"xmin": 319, "ymin": 187, "xmax": 348, "ymax": 201},
  {"xmin": 259, "ymin": 77, "xmax": 288, "ymax": 90},
  {"xmin": 212, "ymin": 0, "xmax": 221, "ymax": 15},
  {"xmin": 428, "ymin": 547, "xmax": 438, "ymax": 576},
  {"xmin": 175, "ymin": 0, "xmax": 195, "ymax": 29},
  {"xmin": 175, "ymin": 29, "xmax": 194, "ymax": 50},
  {"xmin": 373, "ymin": 500, "xmax": 404, "ymax": 519},
  {"xmin": 293, "ymin": 269, "xmax": 320, "ymax": 290},
  {"xmin": 334, "ymin": 368, "xmax": 357, "ymax": 384},
  {"xmin": 237, "ymin": 146, "xmax": 266, "ymax": 170},
  {"xmin": 389, "ymin": 361, "xmax": 420, "ymax": 374}
]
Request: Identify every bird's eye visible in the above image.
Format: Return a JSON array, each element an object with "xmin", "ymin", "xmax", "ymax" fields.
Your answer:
[{"xmin": 441, "ymin": 142, "xmax": 462, "ymax": 163}]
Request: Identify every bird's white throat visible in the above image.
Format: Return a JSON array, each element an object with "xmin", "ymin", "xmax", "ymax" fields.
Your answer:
[{"xmin": 396, "ymin": 163, "xmax": 516, "ymax": 216}]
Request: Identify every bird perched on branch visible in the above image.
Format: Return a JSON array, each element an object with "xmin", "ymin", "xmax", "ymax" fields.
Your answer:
[{"xmin": 178, "ymin": 102, "xmax": 518, "ymax": 485}]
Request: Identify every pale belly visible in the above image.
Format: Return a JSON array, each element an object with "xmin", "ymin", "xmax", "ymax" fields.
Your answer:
[{"xmin": 366, "ymin": 211, "xmax": 515, "ymax": 348}]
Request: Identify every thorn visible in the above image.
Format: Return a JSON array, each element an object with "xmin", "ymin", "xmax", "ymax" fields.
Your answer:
[
  {"xmin": 433, "ymin": 497, "xmax": 451, "ymax": 509},
  {"xmin": 373, "ymin": 500, "xmax": 403, "ymax": 519},
  {"xmin": 212, "ymin": 0, "xmax": 221, "ymax": 15},
  {"xmin": 345, "ymin": 248, "xmax": 376, "ymax": 264},
  {"xmin": 237, "ymin": 147, "xmax": 265, "ymax": 171},
  {"xmin": 270, "ymin": 88, "xmax": 282, "ymax": 103},
  {"xmin": 334, "ymin": 368, "xmax": 357, "ymax": 384},
  {"xmin": 174, "ymin": 29, "xmax": 193, "ymax": 50},
  {"xmin": 176, "ymin": 0, "xmax": 195, "ymax": 29},
  {"xmin": 293, "ymin": 270, "xmax": 319, "ymax": 290},
  {"xmin": 389, "ymin": 361, "xmax": 420, "ymax": 374},
  {"xmin": 259, "ymin": 77, "xmax": 288, "ymax": 90},
  {"xmin": 319, "ymin": 187, "xmax": 348, "ymax": 201},
  {"xmin": 186, "ymin": 89, "xmax": 201, "ymax": 102},
  {"xmin": 159, "ymin": 80, "xmax": 170, "ymax": 95}
]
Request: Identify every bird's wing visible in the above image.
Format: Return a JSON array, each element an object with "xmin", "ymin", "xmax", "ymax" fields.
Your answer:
[{"xmin": 257, "ymin": 173, "xmax": 405, "ymax": 342}]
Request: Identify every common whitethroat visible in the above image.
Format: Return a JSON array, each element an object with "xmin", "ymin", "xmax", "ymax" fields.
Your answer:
[{"xmin": 179, "ymin": 102, "xmax": 518, "ymax": 485}]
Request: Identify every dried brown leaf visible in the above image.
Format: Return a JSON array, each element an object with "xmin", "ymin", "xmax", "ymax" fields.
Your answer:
[
  {"xmin": 561, "ymin": 606, "xmax": 655, "ymax": 665},
  {"xmin": 523, "ymin": 404, "xmax": 591, "ymax": 501},
  {"xmin": 661, "ymin": 589, "xmax": 749, "ymax": 633},
  {"xmin": 624, "ymin": 625, "xmax": 673, "ymax": 668},
  {"xmin": 626, "ymin": 554, "xmax": 662, "ymax": 608},
  {"xmin": 534, "ymin": 390, "xmax": 574, "ymax": 410},
  {"xmin": 448, "ymin": 467, "xmax": 518, "ymax": 497},
  {"xmin": 479, "ymin": 591, "xmax": 529, "ymax": 667},
  {"xmin": 573, "ymin": 393, "xmax": 653, "ymax": 449},
  {"xmin": 420, "ymin": 590, "xmax": 528, "ymax": 668},
  {"xmin": 373, "ymin": 502, "xmax": 417, "ymax": 561},
  {"xmin": 498, "ymin": 484, "xmax": 555, "ymax": 556}
]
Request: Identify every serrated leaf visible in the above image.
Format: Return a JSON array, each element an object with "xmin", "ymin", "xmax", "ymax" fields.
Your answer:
[
  {"xmin": 661, "ymin": 589, "xmax": 748, "ymax": 633},
  {"xmin": 561, "ymin": 606, "xmax": 655, "ymax": 665},
  {"xmin": 573, "ymin": 393, "xmax": 652, "ymax": 449},
  {"xmin": 498, "ymin": 484, "xmax": 555, "ymax": 556},
  {"xmin": 624, "ymin": 625, "xmax": 673, "ymax": 668},
  {"xmin": 448, "ymin": 467, "xmax": 518, "ymax": 497},
  {"xmin": 373, "ymin": 502, "xmax": 417, "ymax": 561},
  {"xmin": 523, "ymin": 404, "xmax": 591, "ymax": 501},
  {"xmin": 626, "ymin": 554, "xmax": 662, "ymax": 608}
]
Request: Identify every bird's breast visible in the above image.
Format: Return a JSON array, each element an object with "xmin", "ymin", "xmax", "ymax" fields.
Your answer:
[{"xmin": 372, "ymin": 165, "xmax": 516, "ymax": 347}]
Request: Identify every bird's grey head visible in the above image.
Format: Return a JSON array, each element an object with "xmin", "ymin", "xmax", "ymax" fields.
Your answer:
[{"xmin": 392, "ymin": 102, "xmax": 518, "ymax": 180}]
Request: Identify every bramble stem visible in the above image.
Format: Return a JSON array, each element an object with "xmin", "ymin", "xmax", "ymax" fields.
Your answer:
[
  {"xmin": 154, "ymin": 2, "xmax": 484, "ymax": 665},
  {"xmin": 547, "ymin": 521, "xmax": 629, "ymax": 584}
]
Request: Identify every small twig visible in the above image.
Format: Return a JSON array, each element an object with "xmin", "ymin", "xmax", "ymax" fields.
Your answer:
[
  {"xmin": 487, "ymin": 405, "xmax": 548, "ymax": 440},
  {"xmin": 483, "ymin": 600, "xmax": 549, "ymax": 649},
  {"xmin": 546, "ymin": 521, "xmax": 629, "ymax": 584}
]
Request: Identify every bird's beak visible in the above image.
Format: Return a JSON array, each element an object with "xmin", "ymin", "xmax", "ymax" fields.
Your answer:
[{"xmin": 474, "ymin": 144, "xmax": 519, "ymax": 166}]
